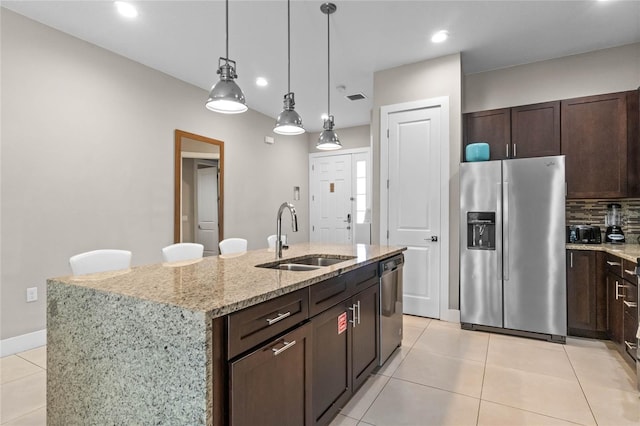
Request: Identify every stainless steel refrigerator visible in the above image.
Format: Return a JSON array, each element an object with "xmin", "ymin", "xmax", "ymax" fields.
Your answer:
[{"xmin": 460, "ymin": 155, "xmax": 567, "ymax": 342}]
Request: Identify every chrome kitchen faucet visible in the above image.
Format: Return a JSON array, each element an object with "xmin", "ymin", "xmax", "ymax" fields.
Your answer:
[{"xmin": 276, "ymin": 202, "xmax": 298, "ymax": 259}]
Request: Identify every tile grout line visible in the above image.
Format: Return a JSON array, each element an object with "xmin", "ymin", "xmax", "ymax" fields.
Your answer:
[
  {"xmin": 562, "ymin": 344, "xmax": 599, "ymax": 426},
  {"xmin": 475, "ymin": 332, "xmax": 492, "ymax": 426},
  {"xmin": 353, "ymin": 322, "xmax": 430, "ymax": 422},
  {"xmin": 15, "ymin": 353, "xmax": 46, "ymax": 371},
  {"xmin": 0, "ymin": 405, "xmax": 46, "ymax": 426}
]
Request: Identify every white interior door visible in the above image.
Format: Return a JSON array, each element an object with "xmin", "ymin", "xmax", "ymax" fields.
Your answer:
[
  {"xmin": 386, "ymin": 106, "xmax": 442, "ymax": 318},
  {"xmin": 195, "ymin": 161, "xmax": 218, "ymax": 256},
  {"xmin": 310, "ymin": 154, "xmax": 352, "ymax": 244}
]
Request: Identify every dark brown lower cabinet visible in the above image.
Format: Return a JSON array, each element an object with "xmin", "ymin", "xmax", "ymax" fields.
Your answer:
[
  {"xmin": 351, "ymin": 283, "xmax": 380, "ymax": 392},
  {"xmin": 622, "ymin": 259, "xmax": 638, "ymax": 361},
  {"xmin": 566, "ymin": 250, "xmax": 607, "ymax": 338},
  {"xmin": 312, "ymin": 280, "xmax": 380, "ymax": 426},
  {"xmin": 229, "ymin": 322, "xmax": 312, "ymax": 426},
  {"xmin": 312, "ymin": 300, "xmax": 352, "ymax": 425}
]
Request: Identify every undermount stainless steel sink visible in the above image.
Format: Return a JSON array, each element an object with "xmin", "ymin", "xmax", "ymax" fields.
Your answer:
[
  {"xmin": 256, "ymin": 255, "xmax": 356, "ymax": 271},
  {"xmin": 291, "ymin": 256, "xmax": 353, "ymax": 267},
  {"xmin": 274, "ymin": 263, "xmax": 323, "ymax": 271}
]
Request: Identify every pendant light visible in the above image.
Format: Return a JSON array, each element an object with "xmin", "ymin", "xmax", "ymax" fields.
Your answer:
[
  {"xmin": 317, "ymin": 3, "xmax": 341, "ymax": 150},
  {"xmin": 205, "ymin": 0, "xmax": 247, "ymax": 114},
  {"xmin": 274, "ymin": 0, "xmax": 305, "ymax": 135}
]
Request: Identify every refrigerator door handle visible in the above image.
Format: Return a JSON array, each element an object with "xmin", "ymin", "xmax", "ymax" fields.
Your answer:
[
  {"xmin": 496, "ymin": 182, "xmax": 503, "ymax": 281},
  {"xmin": 503, "ymin": 181, "xmax": 509, "ymax": 281}
]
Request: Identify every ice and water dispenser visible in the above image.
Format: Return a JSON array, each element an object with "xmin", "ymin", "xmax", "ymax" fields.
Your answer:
[{"xmin": 467, "ymin": 212, "xmax": 496, "ymax": 250}]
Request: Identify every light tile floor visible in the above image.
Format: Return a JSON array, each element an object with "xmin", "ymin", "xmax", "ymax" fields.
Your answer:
[
  {"xmin": 0, "ymin": 318, "xmax": 637, "ymax": 425},
  {"xmin": 331, "ymin": 316, "xmax": 640, "ymax": 426}
]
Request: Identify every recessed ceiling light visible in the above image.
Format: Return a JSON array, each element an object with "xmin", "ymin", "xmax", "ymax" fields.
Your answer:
[
  {"xmin": 431, "ymin": 30, "xmax": 449, "ymax": 43},
  {"xmin": 255, "ymin": 77, "xmax": 268, "ymax": 87},
  {"xmin": 115, "ymin": 1, "xmax": 138, "ymax": 18}
]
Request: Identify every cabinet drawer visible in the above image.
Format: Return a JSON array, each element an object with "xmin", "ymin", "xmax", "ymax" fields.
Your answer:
[
  {"xmin": 309, "ymin": 274, "xmax": 351, "ymax": 317},
  {"xmin": 623, "ymin": 311, "xmax": 638, "ymax": 361},
  {"xmin": 623, "ymin": 279, "xmax": 637, "ymax": 315},
  {"xmin": 349, "ymin": 263, "xmax": 379, "ymax": 294},
  {"xmin": 622, "ymin": 259, "xmax": 637, "ymax": 281},
  {"xmin": 605, "ymin": 254, "xmax": 623, "ymax": 277},
  {"xmin": 228, "ymin": 288, "xmax": 309, "ymax": 360}
]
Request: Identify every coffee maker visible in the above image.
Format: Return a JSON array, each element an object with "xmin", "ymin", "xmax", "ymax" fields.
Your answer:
[{"xmin": 605, "ymin": 203, "xmax": 625, "ymax": 243}]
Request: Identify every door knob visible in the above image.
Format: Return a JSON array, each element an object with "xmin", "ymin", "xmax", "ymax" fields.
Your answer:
[{"xmin": 431, "ymin": 236, "xmax": 438, "ymax": 242}]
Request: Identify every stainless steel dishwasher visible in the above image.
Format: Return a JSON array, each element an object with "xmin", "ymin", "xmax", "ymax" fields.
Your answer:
[{"xmin": 379, "ymin": 254, "xmax": 404, "ymax": 366}]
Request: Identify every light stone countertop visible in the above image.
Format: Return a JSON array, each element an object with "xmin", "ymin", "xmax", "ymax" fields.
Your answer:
[
  {"xmin": 48, "ymin": 243, "xmax": 405, "ymax": 318},
  {"xmin": 566, "ymin": 243, "xmax": 640, "ymax": 264}
]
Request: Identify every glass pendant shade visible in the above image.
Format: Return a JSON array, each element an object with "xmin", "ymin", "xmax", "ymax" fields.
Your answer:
[
  {"xmin": 274, "ymin": 92, "xmax": 304, "ymax": 135},
  {"xmin": 206, "ymin": 60, "xmax": 247, "ymax": 114},
  {"xmin": 316, "ymin": 115, "xmax": 342, "ymax": 150}
]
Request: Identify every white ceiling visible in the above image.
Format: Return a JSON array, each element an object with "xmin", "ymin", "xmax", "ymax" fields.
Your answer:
[{"xmin": 4, "ymin": 1, "xmax": 640, "ymax": 132}]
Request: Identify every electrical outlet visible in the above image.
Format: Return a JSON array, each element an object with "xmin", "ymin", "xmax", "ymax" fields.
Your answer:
[{"xmin": 26, "ymin": 287, "xmax": 38, "ymax": 302}]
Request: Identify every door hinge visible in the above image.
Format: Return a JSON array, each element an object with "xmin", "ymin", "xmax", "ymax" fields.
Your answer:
[
  {"xmin": 386, "ymin": 230, "xmax": 389, "ymax": 239},
  {"xmin": 387, "ymin": 179, "xmax": 389, "ymax": 189},
  {"xmin": 312, "ymin": 225, "xmax": 315, "ymax": 232},
  {"xmin": 312, "ymin": 195, "xmax": 315, "ymax": 202},
  {"xmin": 387, "ymin": 129, "xmax": 389, "ymax": 138},
  {"xmin": 312, "ymin": 164, "xmax": 315, "ymax": 171}
]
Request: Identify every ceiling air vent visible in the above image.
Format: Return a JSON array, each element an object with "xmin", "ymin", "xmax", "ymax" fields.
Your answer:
[{"xmin": 346, "ymin": 93, "xmax": 367, "ymax": 101}]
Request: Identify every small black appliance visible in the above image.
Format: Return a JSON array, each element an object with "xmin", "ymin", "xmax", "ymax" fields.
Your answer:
[
  {"xmin": 605, "ymin": 203, "xmax": 625, "ymax": 243},
  {"xmin": 567, "ymin": 225, "xmax": 601, "ymax": 244}
]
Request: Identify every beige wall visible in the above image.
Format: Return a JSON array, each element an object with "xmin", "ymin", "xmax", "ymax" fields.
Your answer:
[
  {"xmin": 307, "ymin": 124, "xmax": 371, "ymax": 152},
  {"xmin": 464, "ymin": 43, "xmax": 640, "ymax": 112},
  {"xmin": 372, "ymin": 53, "xmax": 463, "ymax": 311},
  {"xmin": 0, "ymin": 10, "xmax": 309, "ymax": 341}
]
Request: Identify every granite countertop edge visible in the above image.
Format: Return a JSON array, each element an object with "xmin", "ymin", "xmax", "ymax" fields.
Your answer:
[
  {"xmin": 47, "ymin": 243, "xmax": 406, "ymax": 319},
  {"xmin": 566, "ymin": 243, "xmax": 640, "ymax": 263}
]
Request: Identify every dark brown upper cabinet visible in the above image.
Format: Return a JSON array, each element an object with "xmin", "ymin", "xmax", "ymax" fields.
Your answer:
[
  {"xmin": 463, "ymin": 108, "xmax": 511, "ymax": 160},
  {"xmin": 511, "ymin": 101, "xmax": 561, "ymax": 158},
  {"xmin": 463, "ymin": 101, "xmax": 560, "ymax": 161},
  {"xmin": 562, "ymin": 90, "xmax": 639, "ymax": 199}
]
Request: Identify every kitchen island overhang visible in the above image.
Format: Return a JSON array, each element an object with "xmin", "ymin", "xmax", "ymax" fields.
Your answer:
[{"xmin": 47, "ymin": 243, "xmax": 404, "ymax": 425}]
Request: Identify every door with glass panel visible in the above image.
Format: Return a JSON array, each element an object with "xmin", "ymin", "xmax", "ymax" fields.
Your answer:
[{"xmin": 309, "ymin": 150, "xmax": 371, "ymax": 244}]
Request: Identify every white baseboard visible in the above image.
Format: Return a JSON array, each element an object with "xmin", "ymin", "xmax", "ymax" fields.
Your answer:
[
  {"xmin": 440, "ymin": 309, "xmax": 461, "ymax": 323},
  {"xmin": 0, "ymin": 329, "xmax": 47, "ymax": 357}
]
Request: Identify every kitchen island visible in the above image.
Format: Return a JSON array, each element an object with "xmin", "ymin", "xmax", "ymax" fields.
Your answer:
[{"xmin": 47, "ymin": 243, "xmax": 404, "ymax": 425}]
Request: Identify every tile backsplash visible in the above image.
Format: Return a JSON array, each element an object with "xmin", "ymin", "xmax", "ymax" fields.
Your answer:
[{"xmin": 566, "ymin": 199, "xmax": 640, "ymax": 244}]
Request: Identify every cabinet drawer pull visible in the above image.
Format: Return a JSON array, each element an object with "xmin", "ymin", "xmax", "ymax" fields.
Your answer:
[
  {"xmin": 266, "ymin": 311, "xmax": 291, "ymax": 325},
  {"xmin": 614, "ymin": 281, "xmax": 627, "ymax": 299},
  {"xmin": 272, "ymin": 340, "xmax": 296, "ymax": 356},
  {"xmin": 624, "ymin": 269, "xmax": 636, "ymax": 276},
  {"xmin": 513, "ymin": 143, "xmax": 517, "ymax": 158},
  {"xmin": 356, "ymin": 300, "xmax": 361, "ymax": 325},
  {"xmin": 607, "ymin": 261, "xmax": 621, "ymax": 266},
  {"xmin": 623, "ymin": 300, "xmax": 637, "ymax": 308},
  {"xmin": 349, "ymin": 304, "xmax": 357, "ymax": 327},
  {"xmin": 506, "ymin": 144, "xmax": 509, "ymax": 158},
  {"xmin": 624, "ymin": 341, "xmax": 637, "ymax": 351}
]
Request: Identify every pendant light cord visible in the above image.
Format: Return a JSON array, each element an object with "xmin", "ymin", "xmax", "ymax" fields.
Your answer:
[
  {"xmin": 225, "ymin": 0, "xmax": 229, "ymax": 61},
  {"xmin": 287, "ymin": 0, "xmax": 291, "ymax": 93},
  {"xmin": 326, "ymin": 7, "xmax": 330, "ymax": 117}
]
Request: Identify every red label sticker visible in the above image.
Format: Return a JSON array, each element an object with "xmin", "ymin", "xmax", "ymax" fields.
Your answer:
[{"xmin": 337, "ymin": 312, "xmax": 347, "ymax": 334}]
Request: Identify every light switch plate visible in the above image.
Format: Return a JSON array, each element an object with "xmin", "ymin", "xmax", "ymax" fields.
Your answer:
[{"xmin": 26, "ymin": 287, "xmax": 38, "ymax": 302}]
